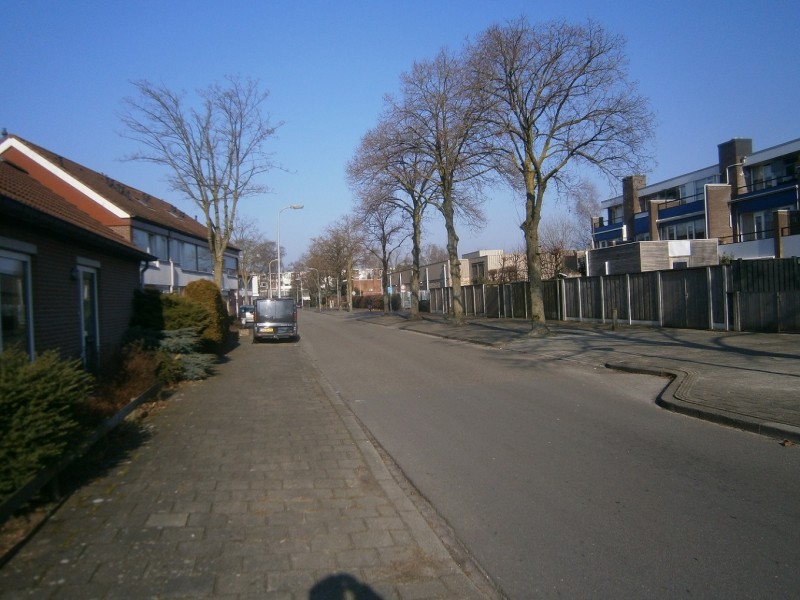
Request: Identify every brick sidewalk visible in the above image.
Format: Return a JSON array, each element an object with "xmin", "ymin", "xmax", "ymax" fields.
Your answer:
[{"xmin": 0, "ymin": 338, "xmax": 492, "ymax": 599}]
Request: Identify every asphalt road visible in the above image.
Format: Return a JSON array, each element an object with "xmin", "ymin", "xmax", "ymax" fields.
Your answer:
[{"xmin": 299, "ymin": 310, "xmax": 800, "ymax": 599}]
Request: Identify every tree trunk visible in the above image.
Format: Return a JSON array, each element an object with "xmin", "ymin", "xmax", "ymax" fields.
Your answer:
[
  {"xmin": 382, "ymin": 256, "xmax": 391, "ymax": 315},
  {"xmin": 213, "ymin": 252, "xmax": 224, "ymax": 290},
  {"xmin": 523, "ymin": 173, "xmax": 548, "ymax": 334},
  {"xmin": 346, "ymin": 258, "xmax": 354, "ymax": 312},
  {"xmin": 410, "ymin": 214, "xmax": 422, "ymax": 320},
  {"xmin": 443, "ymin": 199, "xmax": 464, "ymax": 324}
]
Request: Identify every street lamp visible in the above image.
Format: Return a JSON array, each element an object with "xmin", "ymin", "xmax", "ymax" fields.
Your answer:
[
  {"xmin": 277, "ymin": 204, "xmax": 303, "ymax": 298},
  {"xmin": 268, "ymin": 258, "xmax": 279, "ymax": 298}
]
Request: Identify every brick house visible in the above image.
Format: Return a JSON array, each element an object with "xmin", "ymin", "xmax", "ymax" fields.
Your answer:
[
  {"xmin": 0, "ymin": 135, "xmax": 240, "ymax": 305},
  {"xmin": 0, "ymin": 159, "xmax": 153, "ymax": 371}
]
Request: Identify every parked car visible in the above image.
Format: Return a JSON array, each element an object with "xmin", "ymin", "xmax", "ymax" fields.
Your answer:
[
  {"xmin": 239, "ymin": 304, "xmax": 254, "ymax": 327},
  {"xmin": 252, "ymin": 298, "xmax": 298, "ymax": 342}
]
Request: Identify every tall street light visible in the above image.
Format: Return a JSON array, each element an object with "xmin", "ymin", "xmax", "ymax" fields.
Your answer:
[
  {"xmin": 277, "ymin": 204, "xmax": 303, "ymax": 298},
  {"xmin": 268, "ymin": 258, "xmax": 278, "ymax": 298}
]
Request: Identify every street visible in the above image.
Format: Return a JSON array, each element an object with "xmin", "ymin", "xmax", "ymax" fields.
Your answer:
[{"xmin": 299, "ymin": 310, "xmax": 800, "ymax": 599}]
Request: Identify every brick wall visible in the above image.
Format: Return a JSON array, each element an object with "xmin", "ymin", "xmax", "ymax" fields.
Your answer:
[{"xmin": 1, "ymin": 219, "xmax": 141, "ymax": 370}]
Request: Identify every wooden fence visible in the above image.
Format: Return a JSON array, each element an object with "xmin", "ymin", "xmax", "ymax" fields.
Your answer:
[{"xmin": 427, "ymin": 258, "xmax": 800, "ymax": 333}]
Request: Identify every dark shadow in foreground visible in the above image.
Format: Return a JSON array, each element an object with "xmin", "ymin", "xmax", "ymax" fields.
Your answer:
[{"xmin": 309, "ymin": 573, "xmax": 383, "ymax": 600}]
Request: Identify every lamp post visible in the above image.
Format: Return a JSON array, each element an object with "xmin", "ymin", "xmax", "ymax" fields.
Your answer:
[
  {"xmin": 277, "ymin": 204, "xmax": 303, "ymax": 298},
  {"xmin": 268, "ymin": 258, "xmax": 279, "ymax": 298},
  {"xmin": 306, "ymin": 267, "xmax": 321, "ymax": 312}
]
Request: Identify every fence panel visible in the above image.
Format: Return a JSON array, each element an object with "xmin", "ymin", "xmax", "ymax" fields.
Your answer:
[
  {"xmin": 603, "ymin": 275, "xmax": 630, "ymax": 321},
  {"xmin": 543, "ymin": 280, "xmax": 560, "ymax": 320},
  {"xmin": 563, "ymin": 279, "xmax": 582, "ymax": 320},
  {"xmin": 737, "ymin": 292, "xmax": 779, "ymax": 332},
  {"xmin": 731, "ymin": 258, "xmax": 800, "ymax": 292},
  {"xmin": 463, "ymin": 285, "xmax": 476, "ymax": 316},
  {"xmin": 511, "ymin": 282, "xmax": 528, "ymax": 318},
  {"xmin": 484, "ymin": 284, "xmax": 500, "ymax": 317},
  {"xmin": 425, "ymin": 258, "xmax": 798, "ymax": 332},
  {"xmin": 661, "ymin": 270, "xmax": 710, "ymax": 329},
  {"xmin": 778, "ymin": 291, "xmax": 800, "ymax": 331},
  {"xmin": 629, "ymin": 272, "xmax": 659, "ymax": 323},
  {"xmin": 580, "ymin": 277, "xmax": 604, "ymax": 320}
]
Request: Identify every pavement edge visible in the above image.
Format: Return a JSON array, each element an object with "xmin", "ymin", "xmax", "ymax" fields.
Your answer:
[{"xmin": 607, "ymin": 362, "xmax": 800, "ymax": 444}]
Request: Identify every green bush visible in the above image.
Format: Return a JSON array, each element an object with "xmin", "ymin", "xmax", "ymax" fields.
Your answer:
[
  {"xmin": 391, "ymin": 294, "xmax": 402, "ymax": 311},
  {"xmin": 184, "ymin": 280, "xmax": 230, "ymax": 351},
  {"xmin": 157, "ymin": 328, "xmax": 215, "ymax": 381},
  {"xmin": 129, "ymin": 289, "xmax": 165, "ymax": 330},
  {"xmin": 127, "ymin": 292, "xmax": 218, "ymax": 383},
  {"xmin": 0, "ymin": 349, "xmax": 94, "ymax": 501}
]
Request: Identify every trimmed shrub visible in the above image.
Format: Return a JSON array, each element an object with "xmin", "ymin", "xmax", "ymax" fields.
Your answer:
[
  {"xmin": 158, "ymin": 328, "xmax": 215, "ymax": 381},
  {"xmin": 391, "ymin": 294, "xmax": 402, "ymax": 311},
  {"xmin": 130, "ymin": 289, "xmax": 166, "ymax": 331},
  {"xmin": 0, "ymin": 349, "xmax": 94, "ymax": 501},
  {"xmin": 184, "ymin": 280, "xmax": 230, "ymax": 351}
]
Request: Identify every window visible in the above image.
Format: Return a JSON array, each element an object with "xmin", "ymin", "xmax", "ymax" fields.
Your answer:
[
  {"xmin": 660, "ymin": 218, "xmax": 705, "ymax": 241},
  {"xmin": 181, "ymin": 243, "xmax": 197, "ymax": 270},
  {"xmin": 132, "ymin": 228, "xmax": 168, "ymax": 260},
  {"xmin": 132, "ymin": 228, "xmax": 149, "ymax": 250},
  {"xmin": 0, "ymin": 250, "xmax": 33, "ymax": 356},
  {"xmin": 224, "ymin": 255, "xmax": 238, "ymax": 277},
  {"xmin": 197, "ymin": 245, "xmax": 212, "ymax": 273},
  {"xmin": 169, "ymin": 239, "xmax": 181, "ymax": 265},
  {"xmin": 471, "ymin": 262, "xmax": 485, "ymax": 281},
  {"xmin": 77, "ymin": 266, "xmax": 99, "ymax": 371},
  {"xmin": 150, "ymin": 234, "xmax": 167, "ymax": 260}
]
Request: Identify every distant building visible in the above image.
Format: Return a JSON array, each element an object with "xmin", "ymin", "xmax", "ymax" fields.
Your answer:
[{"xmin": 590, "ymin": 137, "xmax": 800, "ymax": 267}]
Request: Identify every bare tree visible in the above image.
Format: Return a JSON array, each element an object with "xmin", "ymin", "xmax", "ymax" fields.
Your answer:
[
  {"xmin": 420, "ymin": 243, "xmax": 449, "ymax": 265},
  {"xmin": 390, "ymin": 48, "xmax": 495, "ymax": 324},
  {"xmin": 121, "ymin": 75, "xmax": 280, "ymax": 288},
  {"xmin": 568, "ymin": 180, "xmax": 603, "ymax": 249},
  {"xmin": 355, "ymin": 193, "xmax": 409, "ymax": 314},
  {"xmin": 539, "ymin": 213, "xmax": 579, "ymax": 280},
  {"xmin": 304, "ymin": 217, "xmax": 364, "ymax": 311},
  {"xmin": 231, "ymin": 217, "xmax": 277, "ymax": 302},
  {"xmin": 472, "ymin": 18, "xmax": 654, "ymax": 332},
  {"xmin": 488, "ymin": 245, "xmax": 527, "ymax": 283},
  {"xmin": 347, "ymin": 118, "xmax": 436, "ymax": 319}
]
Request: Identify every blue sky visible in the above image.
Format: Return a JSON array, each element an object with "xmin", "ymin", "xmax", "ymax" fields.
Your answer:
[{"xmin": 3, "ymin": 0, "xmax": 798, "ymax": 264}]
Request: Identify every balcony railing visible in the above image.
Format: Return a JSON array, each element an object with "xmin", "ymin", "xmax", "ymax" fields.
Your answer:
[{"xmin": 734, "ymin": 174, "xmax": 798, "ymax": 197}]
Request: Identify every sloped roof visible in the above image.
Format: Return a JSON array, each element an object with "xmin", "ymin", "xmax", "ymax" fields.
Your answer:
[
  {"xmin": 0, "ymin": 159, "xmax": 153, "ymax": 260},
  {"xmin": 3, "ymin": 134, "xmax": 210, "ymax": 240}
]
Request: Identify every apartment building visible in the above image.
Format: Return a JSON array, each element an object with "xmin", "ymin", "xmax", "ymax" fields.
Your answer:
[{"xmin": 591, "ymin": 137, "xmax": 800, "ymax": 260}]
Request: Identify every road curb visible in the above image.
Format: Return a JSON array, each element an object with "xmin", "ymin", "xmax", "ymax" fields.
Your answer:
[
  {"xmin": 300, "ymin": 342, "xmax": 502, "ymax": 598},
  {"xmin": 606, "ymin": 362, "xmax": 800, "ymax": 444}
]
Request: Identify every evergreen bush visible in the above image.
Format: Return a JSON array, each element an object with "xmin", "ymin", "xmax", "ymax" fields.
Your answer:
[
  {"xmin": 0, "ymin": 349, "xmax": 94, "ymax": 501},
  {"xmin": 184, "ymin": 280, "xmax": 230, "ymax": 351},
  {"xmin": 391, "ymin": 294, "xmax": 402, "ymax": 311},
  {"xmin": 129, "ymin": 289, "xmax": 209, "ymax": 335},
  {"xmin": 157, "ymin": 328, "xmax": 215, "ymax": 381}
]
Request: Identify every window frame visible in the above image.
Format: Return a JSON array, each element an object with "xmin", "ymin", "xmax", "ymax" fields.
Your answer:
[{"xmin": 0, "ymin": 248, "xmax": 34, "ymax": 357}]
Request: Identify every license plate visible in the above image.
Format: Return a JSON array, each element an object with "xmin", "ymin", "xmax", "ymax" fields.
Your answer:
[{"xmin": 262, "ymin": 327, "xmax": 273, "ymax": 333}]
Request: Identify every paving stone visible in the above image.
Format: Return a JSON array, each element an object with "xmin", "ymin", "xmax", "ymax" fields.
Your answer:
[{"xmin": 0, "ymin": 338, "xmax": 490, "ymax": 599}]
